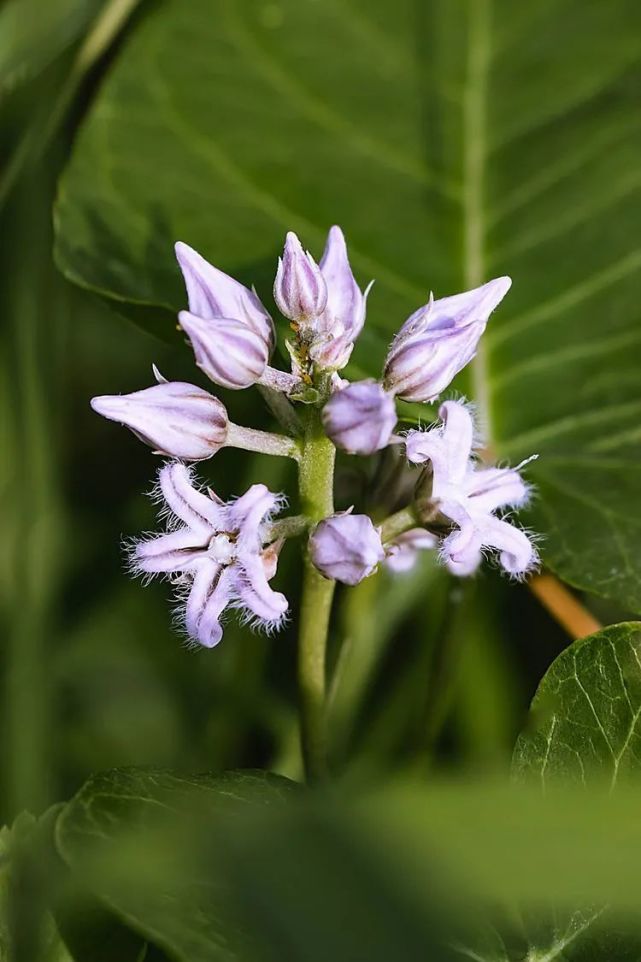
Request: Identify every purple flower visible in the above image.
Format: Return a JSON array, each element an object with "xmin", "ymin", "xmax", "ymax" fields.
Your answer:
[
  {"xmin": 309, "ymin": 511, "xmax": 384, "ymax": 585},
  {"xmin": 384, "ymin": 528, "xmax": 438, "ymax": 573},
  {"xmin": 91, "ymin": 373, "xmax": 228, "ymax": 461},
  {"xmin": 175, "ymin": 242, "xmax": 275, "ymax": 390},
  {"xmin": 132, "ymin": 463, "xmax": 288, "ymax": 648},
  {"xmin": 309, "ymin": 226, "xmax": 371, "ymax": 370},
  {"xmin": 322, "ymin": 380, "xmax": 397, "ymax": 455},
  {"xmin": 384, "ymin": 278, "xmax": 511, "ymax": 402},
  {"xmin": 273, "ymin": 231, "xmax": 327, "ymax": 323},
  {"xmin": 405, "ymin": 400, "xmax": 537, "ymax": 577}
]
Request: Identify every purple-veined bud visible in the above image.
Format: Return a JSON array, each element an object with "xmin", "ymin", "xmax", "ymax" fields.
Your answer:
[
  {"xmin": 178, "ymin": 312, "xmax": 270, "ymax": 390},
  {"xmin": 273, "ymin": 231, "xmax": 327, "ymax": 323},
  {"xmin": 322, "ymin": 380, "xmax": 397, "ymax": 455},
  {"xmin": 309, "ymin": 511, "xmax": 385, "ymax": 585},
  {"xmin": 383, "ymin": 277, "xmax": 511, "ymax": 402},
  {"xmin": 90, "ymin": 377, "xmax": 228, "ymax": 460},
  {"xmin": 175, "ymin": 241, "xmax": 274, "ymax": 349}
]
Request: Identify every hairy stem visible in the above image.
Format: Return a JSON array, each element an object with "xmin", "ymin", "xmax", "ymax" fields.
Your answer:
[
  {"xmin": 226, "ymin": 422, "xmax": 301, "ymax": 460},
  {"xmin": 379, "ymin": 505, "xmax": 421, "ymax": 543},
  {"xmin": 297, "ymin": 406, "xmax": 336, "ymax": 781}
]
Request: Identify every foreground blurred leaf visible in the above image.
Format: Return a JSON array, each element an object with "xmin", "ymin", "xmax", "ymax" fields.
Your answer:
[
  {"xmin": 54, "ymin": 766, "xmax": 641, "ymax": 962},
  {"xmin": 55, "ymin": 769, "xmax": 296, "ymax": 962},
  {"xmin": 54, "ymin": 0, "xmax": 641, "ymax": 609},
  {"xmin": 489, "ymin": 622, "xmax": 641, "ymax": 961}
]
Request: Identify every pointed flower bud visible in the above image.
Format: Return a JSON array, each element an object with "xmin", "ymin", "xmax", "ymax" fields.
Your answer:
[
  {"xmin": 309, "ymin": 511, "xmax": 384, "ymax": 585},
  {"xmin": 273, "ymin": 231, "xmax": 327, "ymax": 323},
  {"xmin": 383, "ymin": 277, "xmax": 511, "ymax": 402},
  {"xmin": 308, "ymin": 226, "xmax": 370, "ymax": 370},
  {"xmin": 178, "ymin": 312, "xmax": 270, "ymax": 390},
  {"xmin": 322, "ymin": 380, "xmax": 397, "ymax": 455},
  {"xmin": 91, "ymin": 378, "xmax": 228, "ymax": 460},
  {"xmin": 175, "ymin": 242, "xmax": 274, "ymax": 349}
]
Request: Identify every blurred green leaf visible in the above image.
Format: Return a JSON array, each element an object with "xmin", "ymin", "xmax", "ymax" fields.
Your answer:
[
  {"xmin": 55, "ymin": 768, "xmax": 296, "ymax": 962},
  {"xmin": 54, "ymin": 0, "xmax": 641, "ymax": 609}
]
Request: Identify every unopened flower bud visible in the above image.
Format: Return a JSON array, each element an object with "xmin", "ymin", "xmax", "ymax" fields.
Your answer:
[
  {"xmin": 175, "ymin": 241, "xmax": 274, "ymax": 349},
  {"xmin": 383, "ymin": 277, "xmax": 511, "ymax": 402},
  {"xmin": 178, "ymin": 312, "xmax": 270, "ymax": 390},
  {"xmin": 309, "ymin": 512, "xmax": 384, "ymax": 585},
  {"xmin": 273, "ymin": 231, "xmax": 327, "ymax": 323},
  {"xmin": 322, "ymin": 380, "xmax": 397, "ymax": 455},
  {"xmin": 91, "ymin": 379, "xmax": 228, "ymax": 460}
]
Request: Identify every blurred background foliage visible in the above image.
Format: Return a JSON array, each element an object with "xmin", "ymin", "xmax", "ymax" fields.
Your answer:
[{"xmin": 2, "ymin": 0, "xmax": 641, "ymax": 959}]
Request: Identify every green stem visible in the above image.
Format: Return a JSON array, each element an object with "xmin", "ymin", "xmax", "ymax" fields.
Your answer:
[
  {"xmin": 379, "ymin": 505, "xmax": 421, "ymax": 543},
  {"xmin": 297, "ymin": 406, "xmax": 336, "ymax": 781}
]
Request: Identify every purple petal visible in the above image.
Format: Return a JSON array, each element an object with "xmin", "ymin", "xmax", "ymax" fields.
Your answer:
[
  {"xmin": 158, "ymin": 463, "xmax": 222, "ymax": 533},
  {"xmin": 184, "ymin": 561, "xmax": 233, "ymax": 648},
  {"xmin": 133, "ymin": 529, "xmax": 205, "ymax": 574},
  {"xmin": 91, "ymin": 381, "xmax": 228, "ymax": 461},
  {"xmin": 235, "ymin": 554, "xmax": 288, "ymax": 625},
  {"xmin": 179, "ymin": 312, "xmax": 269, "ymax": 390},
  {"xmin": 175, "ymin": 242, "xmax": 274, "ymax": 345},
  {"xmin": 440, "ymin": 519, "xmax": 484, "ymax": 576},
  {"xmin": 397, "ymin": 277, "xmax": 511, "ymax": 340},
  {"xmin": 439, "ymin": 401, "xmax": 475, "ymax": 482},
  {"xmin": 466, "ymin": 466, "xmax": 530, "ymax": 513},
  {"xmin": 228, "ymin": 483, "xmax": 282, "ymax": 544},
  {"xmin": 477, "ymin": 516, "xmax": 537, "ymax": 576},
  {"xmin": 384, "ymin": 322, "xmax": 483, "ymax": 402},
  {"xmin": 319, "ymin": 225, "xmax": 365, "ymax": 341}
]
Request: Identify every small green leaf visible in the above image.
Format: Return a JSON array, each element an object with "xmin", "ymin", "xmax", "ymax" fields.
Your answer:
[
  {"xmin": 513, "ymin": 622, "xmax": 641, "ymax": 788},
  {"xmin": 506, "ymin": 622, "xmax": 641, "ymax": 961}
]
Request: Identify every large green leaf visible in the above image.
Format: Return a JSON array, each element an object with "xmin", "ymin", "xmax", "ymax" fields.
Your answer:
[
  {"xmin": 55, "ymin": 768, "xmax": 295, "ymax": 962},
  {"xmin": 54, "ymin": 0, "xmax": 641, "ymax": 608}
]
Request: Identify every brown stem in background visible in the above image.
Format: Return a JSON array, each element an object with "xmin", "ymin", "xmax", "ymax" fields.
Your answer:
[{"xmin": 528, "ymin": 573, "xmax": 602, "ymax": 640}]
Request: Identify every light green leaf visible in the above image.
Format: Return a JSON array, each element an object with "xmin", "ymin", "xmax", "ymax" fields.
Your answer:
[{"xmin": 53, "ymin": 0, "xmax": 641, "ymax": 608}]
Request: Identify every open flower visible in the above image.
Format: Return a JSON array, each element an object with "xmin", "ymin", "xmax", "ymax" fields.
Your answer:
[
  {"xmin": 405, "ymin": 400, "xmax": 538, "ymax": 577},
  {"xmin": 131, "ymin": 463, "xmax": 288, "ymax": 647},
  {"xmin": 384, "ymin": 278, "xmax": 511, "ymax": 402}
]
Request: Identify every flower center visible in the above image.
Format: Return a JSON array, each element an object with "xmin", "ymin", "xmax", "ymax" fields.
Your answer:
[{"xmin": 208, "ymin": 532, "xmax": 236, "ymax": 565}]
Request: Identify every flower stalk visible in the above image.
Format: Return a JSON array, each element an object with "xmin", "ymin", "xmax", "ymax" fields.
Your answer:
[{"xmin": 297, "ymin": 404, "xmax": 336, "ymax": 781}]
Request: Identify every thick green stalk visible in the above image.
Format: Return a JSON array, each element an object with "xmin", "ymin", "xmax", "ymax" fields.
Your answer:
[{"xmin": 297, "ymin": 406, "xmax": 336, "ymax": 781}]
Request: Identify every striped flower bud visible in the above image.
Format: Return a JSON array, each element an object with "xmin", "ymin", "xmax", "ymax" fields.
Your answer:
[
  {"xmin": 322, "ymin": 380, "xmax": 397, "ymax": 455},
  {"xmin": 178, "ymin": 313, "xmax": 270, "ymax": 390},
  {"xmin": 91, "ymin": 378, "xmax": 228, "ymax": 461},
  {"xmin": 383, "ymin": 277, "xmax": 511, "ymax": 402},
  {"xmin": 273, "ymin": 231, "xmax": 327, "ymax": 323}
]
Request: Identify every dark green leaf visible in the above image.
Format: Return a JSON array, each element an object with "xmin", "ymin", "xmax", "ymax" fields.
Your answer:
[
  {"xmin": 504, "ymin": 622, "xmax": 641, "ymax": 961},
  {"xmin": 513, "ymin": 622, "xmax": 641, "ymax": 788},
  {"xmin": 53, "ymin": 0, "xmax": 641, "ymax": 608},
  {"xmin": 55, "ymin": 768, "xmax": 296, "ymax": 962}
]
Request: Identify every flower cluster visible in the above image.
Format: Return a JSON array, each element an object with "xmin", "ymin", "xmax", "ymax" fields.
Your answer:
[{"xmin": 92, "ymin": 225, "xmax": 538, "ymax": 648}]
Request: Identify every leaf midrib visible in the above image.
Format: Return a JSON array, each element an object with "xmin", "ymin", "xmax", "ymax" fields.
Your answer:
[{"xmin": 464, "ymin": 0, "xmax": 492, "ymax": 435}]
